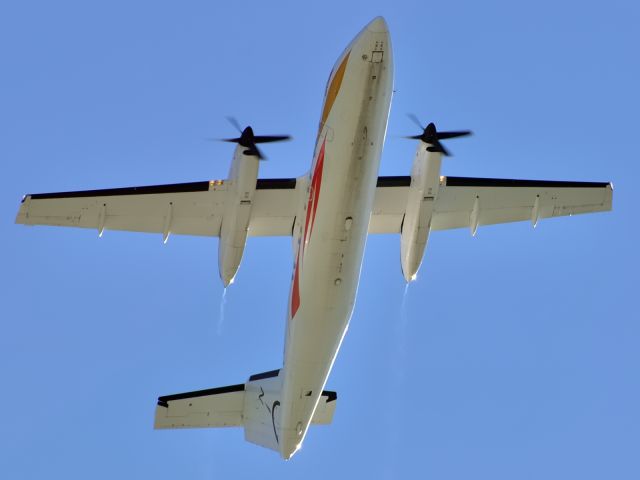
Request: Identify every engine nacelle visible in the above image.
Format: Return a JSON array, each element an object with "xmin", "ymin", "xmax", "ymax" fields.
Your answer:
[
  {"xmin": 400, "ymin": 144, "xmax": 443, "ymax": 282},
  {"xmin": 218, "ymin": 145, "xmax": 259, "ymax": 286}
]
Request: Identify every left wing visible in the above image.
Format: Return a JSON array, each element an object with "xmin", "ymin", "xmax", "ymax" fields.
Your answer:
[
  {"xmin": 16, "ymin": 178, "xmax": 301, "ymax": 238},
  {"xmin": 370, "ymin": 176, "xmax": 613, "ymax": 234}
]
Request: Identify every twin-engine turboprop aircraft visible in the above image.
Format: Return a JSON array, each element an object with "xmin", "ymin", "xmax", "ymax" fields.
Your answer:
[{"xmin": 15, "ymin": 17, "xmax": 612, "ymax": 459}]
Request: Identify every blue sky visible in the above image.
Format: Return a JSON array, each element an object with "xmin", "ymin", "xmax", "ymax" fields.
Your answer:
[{"xmin": 1, "ymin": 1, "xmax": 638, "ymax": 478}]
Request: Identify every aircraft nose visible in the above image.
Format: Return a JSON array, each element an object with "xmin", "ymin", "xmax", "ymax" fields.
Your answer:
[{"xmin": 366, "ymin": 16, "xmax": 389, "ymax": 33}]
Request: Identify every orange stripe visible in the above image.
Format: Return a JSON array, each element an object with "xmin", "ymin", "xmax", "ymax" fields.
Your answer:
[{"xmin": 320, "ymin": 52, "xmax": 350, "ymax": 126}]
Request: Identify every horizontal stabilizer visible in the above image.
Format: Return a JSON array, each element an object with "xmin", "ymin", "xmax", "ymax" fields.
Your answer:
[
  {"xmin": 311, "ymin": 391, "xmax": 337, "ymax": 425},
  {"xmin": 154, "ymin": 370, "xmax": 337, "ymax": 455},
  {"xmin": 154, "ymin": 384, "xmax": 245, "ymax": 429}
]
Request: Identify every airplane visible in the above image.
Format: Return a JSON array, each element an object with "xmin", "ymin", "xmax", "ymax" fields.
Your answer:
[{"xmin": 15, "ymin": 17, "xmax": 612, "ymax": 460}]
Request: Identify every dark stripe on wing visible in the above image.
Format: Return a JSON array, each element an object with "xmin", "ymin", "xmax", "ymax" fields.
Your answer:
[
  {"xmin": 29, "ymin": 181, "xmax": 211, "ymax": 200},
  {"xmin": 249, "ymin": 369, "xmax": 280, "ymax": 381},
  {"xmin": 157, "ymin": 384, "xmax": 245, "ymax": 407},
  {"xmin": 26, "ymin": 177, "xmax": 298, "ymax": 201},
  {"xmin": 376, "ymin": 176, "xmax": 411, "ymax": 187},
  {"xmin": 256, "ymin": 178, "xmax": 297, "ymax": 189},
  {"xmin": 444, "ymin": 176, "xmax": 610, "ymax": 188},
  {"xmin": 322, "ymin": 390, "xmax": 337, "ymax": 403}
]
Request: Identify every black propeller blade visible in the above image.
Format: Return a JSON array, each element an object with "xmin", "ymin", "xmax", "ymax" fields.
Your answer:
[
  {"xmin": 220, "ymin": 117, "xmax": 291, "ymax": 160},
  {"xmin": 404, "ymin": 115, "xmax": 471, "ymax": 156}
]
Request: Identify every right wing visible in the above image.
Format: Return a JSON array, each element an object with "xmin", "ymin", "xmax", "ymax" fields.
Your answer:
[
  {"xmin": 370, "ymin": 175, "xmax": 613, "ymax": 234},
  {"xmin": 16, "ymin": 178, "xmax": 302, "ymax": 238}
]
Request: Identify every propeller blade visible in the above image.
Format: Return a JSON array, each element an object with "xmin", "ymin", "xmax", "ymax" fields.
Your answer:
[
  {"xmin": 407, "ymin": 113, "xmax": 424, "ymax": 131},
  {"xmin": 437, "ymin": 130, "xmax": 472, "ymax": 140},
  {"xmin": 218, "ymin": 118, "xmax": 290, "ymax": 160},
  {"xmin": 243, "ymin": 145, "xmax": 266, "ymax": 160},
  {"xmin": 219, "ymin": 137, "xmax": 242, "ymax": 143},
  {"xmin": 403, "ymin": 117, "xmax": 471, "ymax": 156},
  {"xmin": 436, "ymin": 140, "xmax": 450, "ymax": 156},
  {"xmin": 226, "ymin": 116, "xmax": 243, "ymax": 133},
  {"xmin": 427, "ymin": 140, "xmax": 450, "ymax": 156},
  {"xmin": 252, "ymin": 135, "xmax": 291, "ymax": 144}
]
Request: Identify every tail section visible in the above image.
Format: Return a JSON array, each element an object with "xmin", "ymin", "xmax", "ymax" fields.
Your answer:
[
  {"xmin": 243, "ymin": 369, "xmax": 283, "ymax": 451},
  {"xmin": 154, "ymin": 369, "xmax": 336, "ymax": 456}
]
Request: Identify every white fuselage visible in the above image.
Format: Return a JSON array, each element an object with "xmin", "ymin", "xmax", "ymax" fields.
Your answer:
[{"xmin": 277, "ymin": 17, "xmax": 393, "ymax": 459}]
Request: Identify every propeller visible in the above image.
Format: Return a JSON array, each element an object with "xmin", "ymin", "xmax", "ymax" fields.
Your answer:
[
  {"xmin": 220, "ymin": 117, "xmax": 291, "ymax": 160},
  {"xmin": 404, "ymin": 114, "xmax": 471, "ymax": 156}
]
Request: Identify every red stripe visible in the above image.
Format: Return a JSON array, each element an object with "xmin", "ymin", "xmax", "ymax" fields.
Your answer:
[
  {"xmin": 290, "ymin": 139, "xmax": 326, "ymax": 319},
  {"xmin": 308, "ymin": 142, "xmax": 325, "ymax": 239},
  {"xmin": 290, "ymin": 248, "xmax": 301, "ymax": 318}
]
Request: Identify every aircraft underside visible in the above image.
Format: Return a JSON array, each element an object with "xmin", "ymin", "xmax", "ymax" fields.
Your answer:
[
  {"xmin": 15, "ymin": 16, "xmax": 612, "ymax": 460},
  {"xmin": 278, "ymin": 18, "xmax": 393, "ymax": 458}
]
